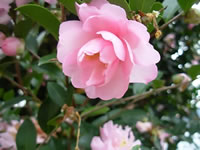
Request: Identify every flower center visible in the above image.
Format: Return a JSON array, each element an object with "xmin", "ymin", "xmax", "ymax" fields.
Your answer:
[{"xmin": 120, "ymin": 139, "xmax": 127, "ymax": 147}]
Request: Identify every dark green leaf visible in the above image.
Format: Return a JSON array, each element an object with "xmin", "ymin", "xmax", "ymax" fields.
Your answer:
[
  {"xmin": 82, "ymin": 106, "xmax": 110, "ymax": 118},
  {"xmin": 59, "ymin": 0, "xmax": 77, "ymax": 15},
  {"xmin": 130, "ymin": 0, "xmax": 155, "ymax": 13},
  {"xmin": 187, "ymin": 65, "xmax": 200, "ymax": 80},
  {"xmin": 38, "ymin": 99, "xmax": 60, "ymax": 133},
  {"xmin": 14, "ymin": 19, "xmax": 33, "ymax": 38},
  {"xmin": 16, "ymin": 4, "xmax": 60, "ymax": 39},
  {"xmin": 108, "ymin": 0, "xmax": 131, "ymax": 18},
  {"xmin": 178, "ymin": 0, "xmax": 197, "ymax": 12},
  {"xmin": 152, "ymin": 80, "xmax": 165, "ymax": 89},
  {"xmin": 47, "ymin": 82, "xmax": 69, "ymax": 107},
  {"xmin": 163, "ymin": 0, "xmax": 180, "ymax": 21},
  {"xmin": 133, "ymin": 83, "xmax": 148, "ymax": 94},
  {"xmin": 38, "ymin": 53, "xmax": 56, "ymax": 66},
  {"xmin": 16, "ymin": 119, "xmax": 37, "ymax": 150},
  {"xmin": 3, "ymin": 90, "xmax": 15, "ymax": 101}
]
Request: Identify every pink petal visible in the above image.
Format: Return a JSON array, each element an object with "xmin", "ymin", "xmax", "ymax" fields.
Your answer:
[
  {"xmin": 133, "ymin": 42, "xmax": 160, "ymax": 66},
  {"xmin": 125, "ymin": 20, "xmax": 160, "ymax": 66},
  {"xmin": 100, "ymin": 3, "xmax": 127, "ymax": 19},
  {"xmin": 130, "ymin": 64, "xmax": 158, "ymax": 84},
  {"xmin": 89, "ymin": 0, "xmax": 108, "ymax": 8},
  {"xmin": 76, "ymin": 3, "xmax": 100, "ymax": 22},
  {"xmin": 83, "ymin": 15, "xmax": 126, "ymax": 35},
  {"xmin": 57, "ymin": 21, "xmax": 95, "ymax": 63},
  {"xmin": 97, "ymin": 31, "xmax": 126, "ymax": 61},
  {"xmin": 77, "ymin": 38, "xmax": 108, "ymax": 62},
  {"xmin": 100, "ymin": 44, "xmax": 116, "ymax": 64},
  {"xmin": 85, "ymin": 63, "xmax": 129, "ymax": 100},
  {"xmin": 91, "ymin": 137, "xmax": 106, "ymax": 150}
]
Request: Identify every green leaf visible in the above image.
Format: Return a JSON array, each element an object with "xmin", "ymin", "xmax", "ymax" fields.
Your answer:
[
  {"xmin": 3, "ymin": 90, "xmax": 15, "ymax": 101},
  {"xmin": 16, "ymin": 119, "xmax": 37, "ymax": 150},
  {"xmin": 38, "ymin": 53, "xmax": 56, "ymax": 66},
  {"xmin": 163, "ymin": 0, "xmax": 180, "ymax": 21},
  {"xmin": 130, "ymin": 0, "xmax": 155, "ymax": 13},
  {"xmin": 47, "ymin": 82, "xmax": 71, "ymax": 106},
  {"xmin": 152, "ymin": 80, "xmax": 165, "ymax": 89},
  {"xmin": 82, "ymin": 106, "xmax": 110, "ymax": 118},
  {"xmin": 38, "ymin": 99, "xmax": 60, "ymax": 133},
  {"xmin": 59, "ymin": 0, "xmax": 77, "ymax": 15},
  {"xmin": 14, "ymin": 19, "xmax": 33, "ymax": 38},
  {"xmin": 187, "ymin": 65, "xmax": 200, "ymax": 80},
  {"xmin": 108, "ymin": 0, "xmax": 131, "ymax": 18},
  {"xmin": 16, "ymin": 4, "xmax": 60, "ymax": 40},
  {"xmin": 133, "ymin": 83, "xmax": 148, "ymax": 94},
  {"xmin": 178, "ymin": 0, "xmax": 197, "ymax": 12},
  {"xmin": 132, "ymin": 145, "xmax": 140, "ymax": 150}
]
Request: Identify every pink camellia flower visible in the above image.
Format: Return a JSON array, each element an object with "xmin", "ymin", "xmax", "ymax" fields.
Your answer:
[
  {"xmin": 136, "ymin": 121, "xmax": 153, "ymax": 133},
  {"xmin": 0, "ymin": 32, "xmax": 6, "ymax": 47},
  {"xmin": 0, "ymin": 0, "xmax": 13, "ymax": 24},
  {"xmin": 15, "ymin": 0, "xmax": 33, "ymax": 7},
  {"xmin": 57, "ymin": 0, "xmax": 160, "ymax": 100},
  {"xmin": 91, "ymin": 121, "xmax": 141, "ymax": 150},
  {"xmin": 45, "ymin": 0, "xmax": 57, "ymax": 5},
  {"xmin": 2, "ymin": 37, "xmax": 25, "ymax": 56}
]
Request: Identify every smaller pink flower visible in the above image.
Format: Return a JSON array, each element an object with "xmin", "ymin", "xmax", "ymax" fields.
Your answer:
[
  {"xmin": 0, "ymin": 0, "xmax": 13, "ymax": 24},
  {"xmin": 45, "ymin": 0, "xmax": 57, "ymax": 5},
  {"xmin": 136, "ymin": 121, "xmax": 153, "ymax": 133},
  {"xmin": 2, "ymin": 37, "xmax": 25, "ymax": 56},
  {"xmin": 15, "ymin": 0, "xmax": 33, "ymax": 7},
  {"xmin": 0, "ymin": 32, "xmax": 6, "ymax": 47},
  {"xmin": 158, "ymin": 130, "xmax": 170, "ymax": 150},
  {"xmin": 91, "ymin": 121, "xmax": 141, "ymax": 150}
]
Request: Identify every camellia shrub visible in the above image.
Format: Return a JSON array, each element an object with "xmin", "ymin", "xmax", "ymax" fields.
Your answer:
[{"xmin": 0, "ymin": 0, "xmax": 200, "ymax": 150}]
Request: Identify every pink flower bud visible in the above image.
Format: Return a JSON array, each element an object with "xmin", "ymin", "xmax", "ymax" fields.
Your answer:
[
  {"xmin": 45, "ymin": 0, "xmax": 57, "ymax": 5},
  {"xmin": 136, "ymin": 121, "xmax": 153, "ymax": 133},
  {"xmin": 15, "ymin": 0, "xmax": 33, "ymax": 7},
  {"xmin": 2, "ymin": 37, "xmax": 25, "ymax": 56},
  {"xmin": 0, "ymin": 32, "xmax": 6, "ymax": 47},
  {"xmin": 172, "ymin": 73, "xmax": 191, "ymax": 92}
]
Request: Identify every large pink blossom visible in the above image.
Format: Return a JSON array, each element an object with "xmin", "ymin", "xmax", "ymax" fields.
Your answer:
[
  {"xmin": 91, "ymin": 121, "xmax": 141, "ymax": 150},
  {"xmin": 57, "ymin": 0, "xmax": 160, "ymax": 100}
]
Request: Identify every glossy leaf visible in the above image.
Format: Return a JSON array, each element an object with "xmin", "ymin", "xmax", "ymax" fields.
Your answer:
[
  {"xmin": 38, "ymin": 99, "xmax": 60, "ymax": 133},
  {"xmin": 130, "ymin": 0, "xmax": 155, "ymax": 13},
  {"xmin": 59, "ymin": 0, "xmax": 77, "ymax": 15},
  {"xmin": 163, "ymin": 0, "xmax": 180, "ymax": 21},
  {"xmin": 16, "ymin": 119, "xmax": 37, "ymax": 150},
  {"xmin": 38, "ymin": 53, "xmax": 56, "ymax": 66},
  {"xmin": 47, "ymin": 82, "xmax": 70, "ymax": 106},
  {"xmin": 16, "ymin": 4, "xmax": 60, "ymax": 39},
  {"xmin": 187, "ymin": 65, "xmax": 200, "ymax": 80},
  {"xmin": 178, "ymin": 0, "xmax": 197, "ymax": 12}
]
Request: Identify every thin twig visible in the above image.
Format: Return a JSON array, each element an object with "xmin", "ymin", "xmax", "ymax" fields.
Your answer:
[
  {"xmin": 2, "ymin": 75, "xmax": 41, "ymax": 103},
  {"xmin": 151, "ymin": 11, "xmax": 184, "ymax": 38},
  {"xmin": 81, "ymin": 84, "xmax": 181, "ymax": 118},
  {"xmin": 75, "ymin": 112, "xmax": 81, "ymax": 150}
]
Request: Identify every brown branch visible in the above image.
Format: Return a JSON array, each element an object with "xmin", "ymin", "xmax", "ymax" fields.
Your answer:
[
  {"xmin": 2, "ymin": 75, "xmax": 41, "ymax": 103},
  {"xmin": 81, "ymin": 84, "xmax": 181, "ymax": 118},
  {"xmin": 151, "ymin": 11, "xmax": 184, "ymax": 38}
]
